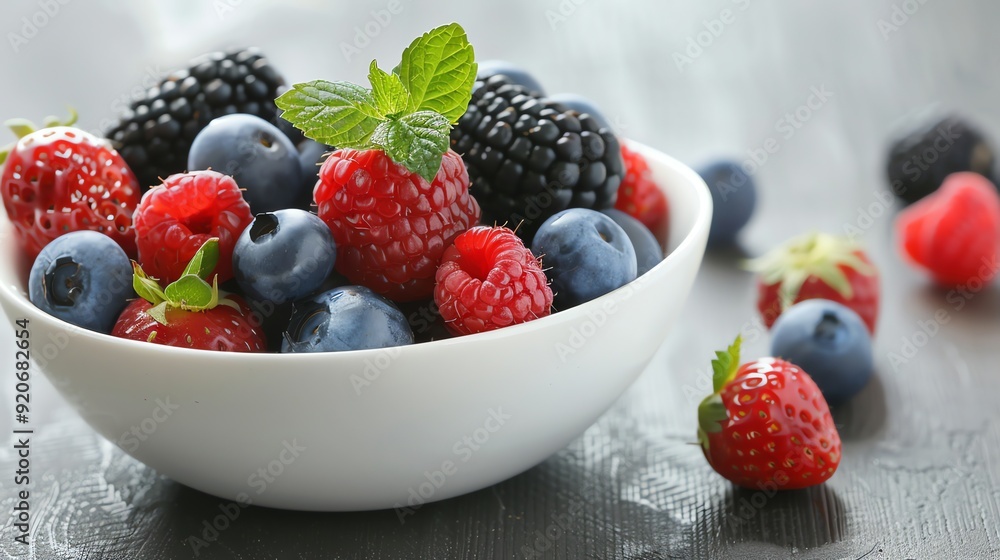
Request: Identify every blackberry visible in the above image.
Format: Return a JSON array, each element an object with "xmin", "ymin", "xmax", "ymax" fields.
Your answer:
[
  {"xmin": 887, "ymin": 114, "xmax": 997, "ymax": 204},
  {"xmin": 105, "ymin": 48, "xmax": 286, "ymax": 190},
  {"xmin": 451, "ymin": 76, "xmax": 623, "ymax": 238}
]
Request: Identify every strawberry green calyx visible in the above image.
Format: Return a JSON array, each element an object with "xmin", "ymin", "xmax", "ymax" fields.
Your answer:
[
  {"xmin": 131, "ymin": 238, "xmax": 241, "ymax": 325},
  {"xmin": 0, "ymin": 108, "xmax": 78, "ymax": 165},
  {"xmin": 697, "ymin": 336, "xmax": 742, "ymax": 452},
  {"xmin": 275, "ymin": 23, "xmax": 477, "ymax": 183},
  {"xmin": 746, "ymin": 232, "xmax": 876, "ymax": 310}
]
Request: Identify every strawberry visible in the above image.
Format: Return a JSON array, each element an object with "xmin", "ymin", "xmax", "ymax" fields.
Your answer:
[
  {"xmin": 0, "ymin": 112, "xmax": 141, "ymax": 260},
  {"xmin": 276, "ymin": 23, "xmax": 481, "ymax": 302},
  {"xmin": 895, "ymin": 172, "xmax": 1000, "ymax": 288},
  {"xmin": 698, "ymin": 337, "xmax": 842, "ymax": 490},
  {"xmin": 614, "ymin": 143, "xmax": 668, "ymax": 233},
  {"xmin": 111, "ymin": 238, "xmax": 265, "ymax": 352},
  {"xmin": 748, "ymin": 232, "xmax": 880, "ymax": 334}
]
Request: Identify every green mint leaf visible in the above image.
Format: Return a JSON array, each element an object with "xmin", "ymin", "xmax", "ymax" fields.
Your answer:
[
  {"xmin": 396, "ymin": 22, "xmax": 477, "ymax": 123},
  {"xmin": 373, "ymin": 111, "xmax": 450, "ymax": 183},
  {"xmin": 164, "ymin": 275, "xmax": 215, "ymax": 310},
  {"xmin": 132, "ymin": 262, "xmax": 167, "ymax": 305},
  {"xmin": 275, "ymin": 80, "xmax": 382, "ymax": 148},
  {"xmin": 182, "ymin": 238, "xmax": 220, "ymax": 280},
  {"xmin": 711, "ymin": 336, "xmax": 742, "ymax": 393},
  {"xmin": 369, "ymin": 61, "xmax": 410, "ymax": 116}
]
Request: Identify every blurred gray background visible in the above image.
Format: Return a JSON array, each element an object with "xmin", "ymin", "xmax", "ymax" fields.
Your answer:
[{"xmin": 2, "ymin": 1, "xmax": 1000, "ymax": 559}]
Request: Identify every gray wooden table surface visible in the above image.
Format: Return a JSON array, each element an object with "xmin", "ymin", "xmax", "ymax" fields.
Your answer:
[{"xmin": 2, "ymin": 1, "xmax": 999, "ymax": 558}]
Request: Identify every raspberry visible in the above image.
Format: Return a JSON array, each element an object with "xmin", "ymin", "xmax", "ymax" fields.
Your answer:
[
  {"xmin": 315, "ymin": 148, "xmax": 480, "ymax": 302},
  {"xmin": 434, "ymin": 226, "xmax": 553, "ymax": 335},
  {"xmin": 615, "ymin": 144, "xmax": 667, "ymax": 232},
  {"xmin": 896, "ymin": 172, "xmax": 1000, "ymax": 287},
  {"xmin": 133, "ymin": 170, "xmax": 253, "ymax": 284}
]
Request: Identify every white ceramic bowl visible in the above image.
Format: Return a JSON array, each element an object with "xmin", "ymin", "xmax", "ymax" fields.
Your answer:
[{"xmin": 0, "ymin": 142, "xmax": 711, "ymax": 511}]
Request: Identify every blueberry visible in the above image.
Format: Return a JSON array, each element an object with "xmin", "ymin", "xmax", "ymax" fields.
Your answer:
[
  {"xmin": 532, "ymin": 208, "xmax": 637, "ymax": 309},
  {"xmin": 695, "ymin": 160, "xmax": 757, "ymax": 245},
  {"xmin": 245, "ymin": 297, "xmax": 295, "ymax": 352},
  {"xmin": 233, "ymin": 209, "xmax": 337, "ymax": 304},
  {"xmin": 887, "ymin": 115, "xmax": 997, "ymax": 204},
  {"xmin": 477, "ymin": 60, "xmax": 546, "ymax": 95},
  {"xmin": 770, "ymin": 299, "xmax": 874, "ymax": 405},
  {"xmin": 188, "ymin": 114, "xmax": 304, "ymax": 213},
  {"xmin": 296, "ymin": 139, "xmax": 331, "ymax": 210},
  {"xmin": 601, "ymin": 209, "xmax": 662, "ymax": 276},
  {"xmin": 28, "ymin": 231, "xmax": 134, "ymax": 333},
  {"xmin": 281, "ymin": 286, "xmax": 414, "ymax": 353},
  {"xmin": 546, "ymin": 93, "xmax": 612, "ymax": 131}
]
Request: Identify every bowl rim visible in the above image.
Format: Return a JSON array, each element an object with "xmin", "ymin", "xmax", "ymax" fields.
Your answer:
[{"xmin": 0, "ymin": 140, "xmax": 712, "ymax": 363}]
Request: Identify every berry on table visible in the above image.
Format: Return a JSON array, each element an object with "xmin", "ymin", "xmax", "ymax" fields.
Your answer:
[
  {"xmin": 28, "ymin": 231, "xmax": 134, "ymax": 333},
  {"xmin": 748, "ymin": 232, "xmax": 880, "ymax": 334},
  {"xmin": 112, "ymin": 238, "xmax": 266, "ymax": 352},
  {"xmin": 451, "ymin": 75, "xmax": 624, "ymax": 239},
  {"xmin": 233, "ymin": 209, "xmax": 337, "ymax": 304},
  {"xmin": 1, "ymin": 114, "xmax": 140, "ymax": 260},
  {"xmin": 698, "ymin": 336, "xmax": 842, "ymax": 490},
  {"xmin": 477, "ymin": 60, "xmax": 546, "ymax": 96},
  {"xmin": 601, "ymin": 208, "xmax": 662, "ymax": 276},
  {"xmin": 886, "ymin": 114, "xmax": 996, "ymax": 205},
  {"xmin": 276, "ymin": 23, "xmax": 482, "ymax": 302},
  {"xmin": 895, "ymin": 172, "xmax": 1000, "ymax": 287},
  {"xmin": 282, "ymin": 286, "xmax": 413, "ymax": 353},
  {"xmin": 695, "ymin": 159, "xmax": 757, "ymax": 245},
  {"xmin": 616, "ymin": 143, "xmax": 669, "ymax": 234},
  {"xmin": 770, "ymin": 299, "xmax": 874, "ymax": 405},
  {"xmin": 531, "ymin": 208, "xmax": 637, "ymax": 309},
  {"xmin": 434, "ymin": 226, "xmax": 553, "ymax": 335},
  {"xmin": 188, "ymin": 114, "xmax": 304, "ymax": 213},
  {"xmin": 105, "ymin": 48, "xmax": 287, "ymax": 190},
  {"xmin": 133, "ymin": 170, "xmax": 254, "ymax": 284}
]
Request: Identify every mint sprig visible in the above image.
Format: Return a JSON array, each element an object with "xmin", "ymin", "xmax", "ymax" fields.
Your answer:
[
  {"xmin": 275, "ymin": 22, "xmax": 477, "ymax": 183},
  {"xmin": 396, "ymin": 23, "xmax": 478, "ymax": 122},
  {"xmin": 131, "ymin": 238, "xmax": 240, "ymax": 325}
]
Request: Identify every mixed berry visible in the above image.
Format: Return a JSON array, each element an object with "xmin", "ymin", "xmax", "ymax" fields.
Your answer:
[
  {"xmin": 9, "ymin": 21, "xmax": 993, "ymax": 496},
  {"xmin": 1, "ymin": 23, "xmax": 665, "ymax": 355},
  {"xmin": 748, "ymin": 232, "xmax": 880, "ymax": 334}
]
